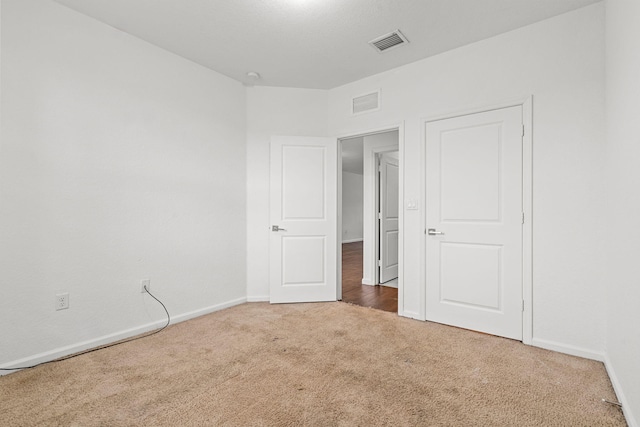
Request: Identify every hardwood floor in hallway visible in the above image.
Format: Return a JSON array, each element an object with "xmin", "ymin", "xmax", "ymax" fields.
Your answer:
[{"xmin": 341, "ymin": 241, "xmax": 397, "ymax": 313}]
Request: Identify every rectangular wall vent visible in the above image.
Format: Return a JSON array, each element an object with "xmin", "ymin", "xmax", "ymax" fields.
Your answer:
[
  {"xmin": 352, "ymin": 91, "xmax": 380, "ymax": 115},
  {"xmin": 369, "ymin": 30, "xmax": 409, "ymax": 53}
]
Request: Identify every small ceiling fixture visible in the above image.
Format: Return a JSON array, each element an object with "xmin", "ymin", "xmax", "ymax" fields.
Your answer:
[
  {"xmin": 369, "ymin": 30, "xmax": 409, "ymax": 53},
  {"xmin": 244, "ymin": 71, "xmax": 261, "ymax": 87}
]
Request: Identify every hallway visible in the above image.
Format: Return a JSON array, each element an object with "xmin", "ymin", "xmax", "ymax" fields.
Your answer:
[{"xmin": 341, "ymin": 241, "xmax": 397, "ymax": 313}]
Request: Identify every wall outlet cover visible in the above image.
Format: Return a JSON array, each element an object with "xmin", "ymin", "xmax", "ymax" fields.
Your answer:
[{"xmin": 56, "ymin": 293, "xmax": 69, "ymax": 310}]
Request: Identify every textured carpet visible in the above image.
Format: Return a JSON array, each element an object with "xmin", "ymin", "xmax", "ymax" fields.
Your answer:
[{"xmin": 0, "ymin": 302, "xmax": 626, "ymax": 426}]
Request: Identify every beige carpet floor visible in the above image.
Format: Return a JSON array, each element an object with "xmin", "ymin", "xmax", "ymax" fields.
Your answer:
[{"xmin": 0, "ymin": 302, "xmax": 626, "ymax": 426}]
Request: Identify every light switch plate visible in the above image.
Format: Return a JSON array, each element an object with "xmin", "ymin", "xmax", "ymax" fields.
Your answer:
[{"xmin": 406, "ymin": 199, "xmax": 418, "ymax": 210}]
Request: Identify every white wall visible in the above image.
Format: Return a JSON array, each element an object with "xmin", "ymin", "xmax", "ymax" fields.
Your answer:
[
  {"xmin": 3, "ymin": 3, "xmax": 633, "ymax": 420},
  {"xmin": 328, "ymin": 4, "xmax": 606, "ymax": 355},
  {"xmin": 0, "ymin": 0, "xmax": 247, "ymax": 368},
  {"xmin": 341, "ymin": 171, "xmax": 363, "ymax": 243},
  {"xmin": 245, "ymin": 86, "xmax": 328, "ymax": 300},
  {"xmin": 604, "ymin": 1, "xmax": 640, "ymax": 425}
]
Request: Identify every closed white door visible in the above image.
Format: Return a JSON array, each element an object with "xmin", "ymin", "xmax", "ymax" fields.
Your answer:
[
  {"xmin": 379, "ymin": 154, "xmax": 399, "ymax": 284},
  {"xmin": 269, "ymin": 136, "xmax": 338, "ymax": 303},
  {"xmin": 425, "ymin": 106, "xmax": 523, "ymax": 340}
]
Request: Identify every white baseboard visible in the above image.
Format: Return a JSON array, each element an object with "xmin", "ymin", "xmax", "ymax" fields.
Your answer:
[
  {"xmin": 380, "ymin": 279, "xmax": 398, "ymax": 289},
  {"xmin": 342, "ymin": 238, "xmax": 363, "ymax": 244},
  {"xmin": 168, "ymin": 297, "xmax": 247, "ymax": 324},
  {"xmin": 604, "ymin": 354, "xmax": 638, "ymax": 427},
  {"xmin": 361, "ymin": 278, "xmax": 374, "ymax": 286},
  {"xmin": 399, "ymin": 310, "xmax": 424, "ymax": 321},
  {"xmin": 530, "ymin": 337, "xmax": 605, "ymax": 361},
  {"xmin": 246, "ymin": 296, "xmax": 270, "ymax": 302},
  {"xmin": 0, "ymin": 297, "xmax": 247, "ymax": 375}
]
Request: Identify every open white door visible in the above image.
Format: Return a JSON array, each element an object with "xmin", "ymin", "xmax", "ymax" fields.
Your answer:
[
  {"xmin": 425, "ymin": 106, "xmax": 523, "ymax": 340},
  {"xmin": 270, "ymin": 136, "xmax": 338, "ymax": 303},
  {"xmin": 379, "ymin": 154, "xmax": 399, "ymax": 284}
]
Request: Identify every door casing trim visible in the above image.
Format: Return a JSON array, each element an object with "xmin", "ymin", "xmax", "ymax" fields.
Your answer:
[{"xmin": 337, "ymin": 123, "xmax": 405, "ymax": 314}]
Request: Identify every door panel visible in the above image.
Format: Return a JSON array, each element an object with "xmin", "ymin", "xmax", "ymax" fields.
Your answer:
[
  {"xmin": 440, "ymin": 124, "xmax": 502, "ymax": 221},
  {"xmin": 440, "ymin": 242, "xmax": 502, "ymax": 310},
  {"xmin": 426, "ymin": 106, "xmax": 523, "ymax": 340},
  {"xmin": 379, "ymin": 154, "xmax": 399, "ymax": 283},
  {"xmin": 270, "ymin": 136, "xmax": 337, "ymax": 303},
  {"xmin": 282, "ymin": 237, "xmax": 325, "ymax": 285},
  {"xmin": 282, "ymin": 146, "xmax": 325, "ymax": 220}
]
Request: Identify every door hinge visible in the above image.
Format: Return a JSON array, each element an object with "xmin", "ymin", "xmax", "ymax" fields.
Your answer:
[
  {"xmin": 378, "ymin": 212, "xmax": 382, "ymax": 220},
  {"xmin": 378, "ymin": 259, "xmax": 382, "ymax": 267},
  {"xmin": 522, "ymin": 300, "xmax": 525, "ymax": 312},
  {"xmin": 522, "ymin": 212, "xmax": 525, "ymax": 224},
  {"xmin": 522, "ymin": 124, "xmax": 525, "ymax": 137}
]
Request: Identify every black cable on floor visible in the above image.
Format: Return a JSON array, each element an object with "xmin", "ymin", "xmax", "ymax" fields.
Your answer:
[{"xmin": 0, "ymin": 286, "xmax": 170, "ymax": 371}]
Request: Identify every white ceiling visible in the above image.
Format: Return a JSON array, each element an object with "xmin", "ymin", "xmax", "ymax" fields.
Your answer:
[{"xmin": 53, "ymin": 0, "xmax": 600, "ymax": 89}]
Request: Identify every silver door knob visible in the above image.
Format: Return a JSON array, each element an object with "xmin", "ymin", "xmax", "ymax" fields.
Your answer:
[
  {"xmin": 272, "ymin": 225, "xmax": 287, "ymax": 232},
  {"xmin": 427, "ymin": 228, "xmax": 444, "ymax": 235}
]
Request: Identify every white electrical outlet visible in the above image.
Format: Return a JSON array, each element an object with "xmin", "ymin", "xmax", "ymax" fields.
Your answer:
[
  {"xmin": 141, "ymin": 279, "xmax": 150, "ymax": 293},
  {"xmin": 55, "ymin": 293, "xmax": 69, "ymax": 311}
]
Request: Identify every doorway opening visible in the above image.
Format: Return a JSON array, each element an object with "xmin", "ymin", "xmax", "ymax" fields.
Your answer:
[{"xmin": 339, "ymin": 129, "xmax": 400, "ymax": 313}]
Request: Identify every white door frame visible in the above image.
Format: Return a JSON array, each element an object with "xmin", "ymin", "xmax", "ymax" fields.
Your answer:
[
  {"xmin": 338, "ymin": 123, "xmax": 405, "ymax": 313},
  {"xmin": 421, "ymin": 97, "xmax": 533, "ymax": 344}
]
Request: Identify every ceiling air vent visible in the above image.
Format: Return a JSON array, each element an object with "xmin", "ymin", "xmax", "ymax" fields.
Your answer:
[
  {"xmin": 369, "ymin": 30, "xmax": 409, "ymax": 53},
  {"xmin": 352, "ymin": 90, "xmax": 380, "ymax": 115}
]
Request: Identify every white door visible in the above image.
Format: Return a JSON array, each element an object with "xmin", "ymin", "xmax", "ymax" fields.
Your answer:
[
  {"xmin": 379, "ymin": 153, "xmax": 399, "ymax": 284},
  {"xmin": 425, "ymin": 106, "xmax": 523, "ymax": 340},
  {"xmin": 270, "ymin": 136, "xmax": 338, "ymax": 303}
]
